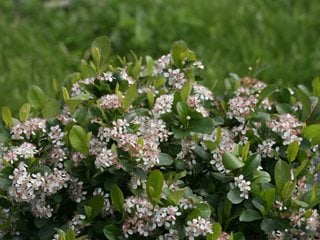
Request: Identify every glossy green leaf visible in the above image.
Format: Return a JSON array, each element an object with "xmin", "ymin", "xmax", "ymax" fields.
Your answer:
[
  {"xmin": 145, "ymin": 56, "xmax": 154, "ymax": 76},
  {"xmin": 274, "ymin": 160, "xmax": 291, "ymax": 193},
  {"xmin": 168, "ymin": 188, "xmax": 186, "ymax": 205},
  {"xmin": 281, "ymin": 181, "xmax": 295, "ymax": 202},
  {"xmin": 41, "ymin": 98, "xmax": 60, "ymax": 118},
  {"xmin": 302, "ymin": 124, "xmax": 320, "ymax": 146},
  {"xmin": 252, "ymin": 199, "xmax": 266, "ymax": 217},
  {"xmin": 123, "ymin": 84, "xmax": 137, "ymax": 110},
  {"xmin": 257, "ymin": 84, "xmax": 278, "ymax": 106},
  {"xmin": 103, "ymin": 224, "xmax": 121, "ymax": 240},
  {"xmin": 261, "ymin": 188, "xmax": 276, "ymax": 212},
  {"xmin": 110, "ymin": 184, "xmax": 124, "ymax": 212},
  {"xmin": 287, "ymin": 141, "xmax": 299, "ymax": 162},
  {"xmin": 2, "ymin": 106, "xmax": 12, "ymax": 128},
  {"xmin": 146, "ymin": 170, "xmax": 164, "ymax": 204},
  {"xmin": 158, "ymin": 153, "xmax": 174, "ymax": 166},
  {"xmin": 252, "ymin": 170, "xmax": 271, "ymax": 184},
  {"xmin": 188, "ymin": 117, "xmax": 214, "ymax": 133},
  {"xmin": 186, "ymin": 202, "xmax": 211, "ymax": 221},
  {"xmin": 222, "ymin": 152, "xmax": 245, "ymax": 170},
  {"xmin": 180, "ymin": 80, "xmax": 193, "ymax": 101},
  {"xmin": 91, "ymin": 36, "xmax": 111, "ymax": 67},
  {"xmin": 171, "ymin": 40, "xmax": 196, "ymax": 66},
  {"xmin": 176, "ymin": 101, "xmax": 189, "ymax": 125},
  {"xmin": 227, "ymin": 187, "xmax": 244, "ymax": 204},
  {"xmin": 206, "ymin": 222, "xmax": 222, "ymax": 240},
  {"xmin": 19, "ymin": 103, "xmax": 31, "ymax": 122},
  {"xmin": 87, "ymin": 195, "xmax": 104, "ymax": 219},
  {"xmin": 147, "ymin": 90, "xmax": 154, "ymax": 108},
  {"xmin": 241, "ymin": 141, "xmax": 250, "ymax": 161},
  {"xmin": 69, "ymin": 125, "xmax": 90, "ymax": 154},
  {"xmin": 239, "ymin": 209, "xmax": 262, "ymax": 222},
  {"xmin": 312, "ymin": 76, "xmax": 320, "ymax": 97},
  {"xmin": 242, "ymin": 154, "xmax": 261, "ymax": 176},
  {"xmin": 294, "ymin": 87, "xmax": 311, "ymax": 121},
  {"xmin": 27, "ymin": 85, "xmax": 47, "ymax": 109}
]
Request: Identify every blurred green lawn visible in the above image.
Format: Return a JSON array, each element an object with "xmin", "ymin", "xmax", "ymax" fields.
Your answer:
[{"xmin": 1, "ymin": 0, "xmax": 320, "ymax": 112}]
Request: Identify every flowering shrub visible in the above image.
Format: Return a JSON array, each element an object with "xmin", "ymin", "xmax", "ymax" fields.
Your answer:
[{"xmin": 1, "ymin": 36, "xmax": 320, "ymax": 239}]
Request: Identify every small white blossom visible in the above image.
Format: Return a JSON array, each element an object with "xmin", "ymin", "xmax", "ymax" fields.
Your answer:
[
  {"xmin": 234, "ymin": 175, "xmax": 251, "ymax": 199},
  {"xmin": 185, "ymin": 217, "xmax": 213, "ymax": 239}
]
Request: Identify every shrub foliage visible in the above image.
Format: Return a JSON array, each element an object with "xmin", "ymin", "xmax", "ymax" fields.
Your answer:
[{"xmin": 0, "ymin": 37, "xmax": 320, "ymax": 239}]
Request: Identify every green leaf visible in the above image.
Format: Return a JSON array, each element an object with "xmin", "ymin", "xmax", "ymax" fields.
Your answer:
[
  {"xmin": 2, "ymin": 106, "xmax": 12, "ymax": 128},
  {"xmin": 0, "ymin": 166, "xmax": 13, "ymax": 190},
  {"xmin": 27, "ymin": 85, "xmax": 47, "ymax": 109},
  {"xmin": 41, "ymin": 98, "xmax": 60, "ymax": 118},
  {"xmin": 261, "ymin": 188, "xmax": 276, "ymax": 212},
  {"xmin": 261, "ymin": 218, "xmax": 279, "ymax": 233},
  {"xmin": 146, "ymin": 170, "xmax": 164, "ymax": 204},
  {"xmin": 294, "ymin": 87, "xmax": 311, "ymax": 121},
  {"xmin": 188, "ymin": 117, "xmax": 214, "ymax": 133},
  {"xmin": 69, "ymin": 125, "xmax": 90, "ymax": 154},
  {"xmin": 186, "ymin": 202, "xmax": 211, "ymax": 221},
  {"xmin": 19, "ymin": 103, "xmax": 31, "ymax": 122},
  {"xmin": 227, "ymin": 188, "xmax": 244, "ymax": 204},
  {"xmin": 252, "ymin": 199, "xmax": 266, "ymax": 217},
  {"xmin": 206, "ymin": 222, "xmax": 222, "ymax": 240},
  {"xmin": 176, "ymin": 101, "xmax": 189, "ymax": 126},
  {"xmin": 80, "ymin": 60, "xmax": 96, "ymax": 77},
  {"xmin": 145, "ymin": 56, "xmax": 154, "ymax": 76},
  {"xmin": 257, "ymin": 84, "xmax": 278, "ymax": 106},
  {"xmin": 252, "ymin": 170, "xmax": 271, "ymax": 184},
  {"xmin": 168, "ymin": 188, "xmax": 186, "ymax": 205},
  {"xmin": 158, "ymin": 153, "xmax": 173, "ymax": 166},
  {"xmin": 193, "ymin": 145, "xmax": 210, "ymax": 160},
  {"xmin": 274, "ymin": 160, "xmax": 291, "ymax": 193},
  {"xmin": 65, "ymin": 228, "xmax": 76, "ymax": 240},
  {"xmin": 147, "ymin": 90, "xmax": 155, "ymax": 108},
  {"xmin": 103, "ymin": 224, "xmax": 121, "ymax": 240},
  {"xmin": 281, "ymin": 181, "xmax": 295, "ymax": 202},
  {"xmin": 302, "ymin": 124, "xmax": 320, "ymax": 146},
  {"xmin": 230, "ymin": 232, "xmax": 245, "ymax": 240},
  {"xmin": 84, "ymin": 205, "xmax": 92, "ymax": 220},
  {"xmin": 241, "ymin": 141, "xmax": 250, "ymax": 161},
  {"xmin": 306, "ymin": 182, "xmax": 318, "ymax": 205},
  {"xmin": 171, "ymin": 40, "xmax": 196, "ymax": 67},
  {"xmin": 287, "ymin": 141, "xmax": 299, "ymax": 162},
  {"xmin": 242, "ymin": 154, "xmax": 261, "ymax": 176},
  {"xmin": 91, "ymin": 36, "xmax": 111, "ymax": 68},
  {"xmin": 123, "ymin": 84, "xmax": 137, "ymax": 110},
  {"xmin": 110, "ymin": 184, "xmax": 124, "ymax": 212},
  {"xmin": 87, "ymin": 195, "xmax": 104, "ymax": 219},
  {"xmin": 239, "ymin": 209, "xmax": 262, "ymax": 222},
  {"xmin": 62, "ymin": 87, "xmax": 70, "ymax": 101},
  {"xmin": 312, "ymin": 76, "xmax": 320, "ymax": 97},
  {"xmin": 180, "ymin": 80, "xmax": 193, "ymax": 101},
  {"xmin": 222, "ymin": 152, "xmax": 245, "ymax": 170}
]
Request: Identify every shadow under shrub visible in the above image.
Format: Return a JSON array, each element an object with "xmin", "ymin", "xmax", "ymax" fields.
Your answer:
[{"xmin": 0, "ymin": 37, "xmax": 320, "ymax": 239}]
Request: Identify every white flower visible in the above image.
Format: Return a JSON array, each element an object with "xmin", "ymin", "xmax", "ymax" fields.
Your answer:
[
  {"xmin": 234, "ymin": 175, "xmax": 251, "ymax": 199},
  {"xmin": 185, "ymin": 217, "xmax": 213, "ymax": 239},
  {"xmin": 152, "ymin": 94, "xmax": 173, "ymax": 118}
]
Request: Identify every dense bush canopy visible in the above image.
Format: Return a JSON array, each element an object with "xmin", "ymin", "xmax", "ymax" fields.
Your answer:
[{"xmin": 0, "ymin": 37, "xmax": 320, "ymax": 240}]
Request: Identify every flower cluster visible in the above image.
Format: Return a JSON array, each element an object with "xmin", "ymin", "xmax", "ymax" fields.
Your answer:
[
  {"xmin": 8, "ymin": 162, "xmax": 70, "ymax": 218},
  {"xmin": 234, "ymin": 175, "xmax": 251, "ymax": 199},
  {"xmin": 267, "ymin": 113, "xmax": 303, "ymax": 145}
]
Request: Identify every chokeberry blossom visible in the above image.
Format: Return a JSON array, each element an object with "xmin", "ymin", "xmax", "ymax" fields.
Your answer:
[{"xmin": 234, "ymin": 175, "xmax": 251, "ymax": 199}]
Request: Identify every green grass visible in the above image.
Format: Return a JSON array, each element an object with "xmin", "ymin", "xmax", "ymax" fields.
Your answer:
[{"xmin": 1, "ymin": 0, "xmax": 320, "ymax": 112}]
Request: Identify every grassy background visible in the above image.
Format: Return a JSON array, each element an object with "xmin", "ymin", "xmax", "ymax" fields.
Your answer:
[{"xmin": 1, "ymin": 0, "xmax": 320, "ymax": 112}]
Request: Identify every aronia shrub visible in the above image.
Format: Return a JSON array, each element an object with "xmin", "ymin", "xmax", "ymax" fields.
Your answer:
[{"xmin": 0, "ymin": 37, "xmax": 320, "ymax": 239}]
